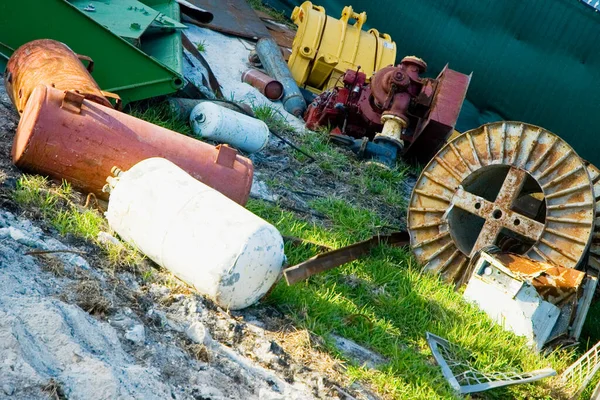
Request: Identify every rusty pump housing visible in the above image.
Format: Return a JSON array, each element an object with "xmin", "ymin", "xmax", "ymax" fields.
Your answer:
[{"xmin": 304, "ymin": 56, "xmax": 471, "ymax": 165}]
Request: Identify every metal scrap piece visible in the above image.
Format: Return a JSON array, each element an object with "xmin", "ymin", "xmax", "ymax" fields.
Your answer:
[
  {"xmin": 426, "ymin": 332, "xmax": 556, "ymax": 394},
  {"xmin": 570, "ymin": 270, "xmax": 598, "ymax": 340},
  {"xmin": 463, "ymin": 251, "xmax": 562, "ymax": 350},
  {"xmin": 494, "ymin": 252, "xmax": 585, "ymax": 305},
  {"xmin": 176, "ymin": 0, "xmax": 213, "ymax": 23},
  {"xmin": 561, "ymin": 340, "xmax": 600, "ymax": 399},
  {"xmin": 283, "ymin": 231, "xmax": 409, "ymax": 285},
  {"xmin": 181, "ymin": 0, "xmax": 271, "ymax": 40},
  {"xmin": 181, "ymin": 33, "xmax": 223, "ymax": 99}
]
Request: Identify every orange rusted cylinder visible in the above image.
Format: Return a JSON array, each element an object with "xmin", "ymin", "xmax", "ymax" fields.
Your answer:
[
  {"xmin": 241, "ymin": 69, "xmax": 284, "ymax": 101},
  {"xmin": 13, "ymin": 85, "xmax": 253, "ymax": 205},
  {"xmin": 4, "ymin": 39, "xmax": 116, "ymax": 114}
]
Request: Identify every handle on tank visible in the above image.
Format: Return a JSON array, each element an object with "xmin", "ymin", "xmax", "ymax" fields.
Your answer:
[
  {"xmin": 77, "ymin": 54, "xmax": 95, "ymax": 73},
  {"xmin": 101, "ymin": 90, "xmax": 123, "ymax": 110}
]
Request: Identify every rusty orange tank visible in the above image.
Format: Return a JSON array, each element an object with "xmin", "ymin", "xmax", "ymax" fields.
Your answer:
[
  {"xmin": 4, "ymin": 39, "xmax": 117, "ymax": 114},
  {"xmin": 13, "ymin": 85, "xmax": 254, "ymax": 205}
]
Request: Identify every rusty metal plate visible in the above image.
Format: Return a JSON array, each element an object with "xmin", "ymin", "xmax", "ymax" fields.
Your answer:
[
  {"xmin": 254, "ymin": 9, "xmax": 295, "ymax": 50},
  {"xmin": 184, "ymin": 0, "xmax": 271, "ymax": 40},
  {"xmin": 494, "ymin": 252, "xmax": 585, "ymax": 304},
  {"xmin": 408, "ymin": 121, "xmax": 595, "ymax": 286}
]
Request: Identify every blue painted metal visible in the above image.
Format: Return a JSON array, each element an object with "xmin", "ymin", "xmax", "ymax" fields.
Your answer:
[{"xmin": 256, "ymin": 37, "xmax": 306, "ymax": 117}]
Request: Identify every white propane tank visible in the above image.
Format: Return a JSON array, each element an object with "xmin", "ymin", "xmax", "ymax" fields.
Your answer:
[
  {"xmin": 105, "ymin": 158, "xmax": 284, "ymax": 310},
  {"xmin": 190, "ymin": 102, "xmax": 270, "ymax": 153}
]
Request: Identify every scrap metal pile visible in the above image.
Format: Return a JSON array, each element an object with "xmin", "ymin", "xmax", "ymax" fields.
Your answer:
[
  {"xmin": 3, "ymin": 0, "xmax": 600, "ymax": 397},
  {"xmin": 304, "ymin": 60, "xmax": 470, "ymax": 166},
  {"xmin": 408, "ymin": 121, "xmax": 600, "ymax": 348},
  {"xmin": 286, "ymin": 2, "xmax": 470, "ymax": 167},
  {"xmin": 3, "ymin": 37, "xmax": 283, "ymax": 311}
]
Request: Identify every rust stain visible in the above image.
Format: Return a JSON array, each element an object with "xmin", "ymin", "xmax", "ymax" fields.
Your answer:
[
  {"xmin": 241, "ymin": 69, "xmax": 283, "ymax": 101},
  {"xmin": 496, "ymin": 253, "xmax": 584, "ymax": 304},
  {"xmin": 5, "ymin": 39, "xmax": 115, "ymax": 114},
  {"xmin": 13, "ymin": 85, "xmax": 254, "ymax": 205}
]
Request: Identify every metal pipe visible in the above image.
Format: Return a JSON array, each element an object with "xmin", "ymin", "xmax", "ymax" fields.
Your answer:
[
  {"xmin": 255, "ymin": 38, "xmax": 306, "ymax": 117},
  {"xmin": 241, "ymin": 69, "xmax": 283, "ymax": 101}
]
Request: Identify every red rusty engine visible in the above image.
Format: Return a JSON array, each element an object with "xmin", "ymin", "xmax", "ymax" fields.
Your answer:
[{"xmin": 304, "ymin": 56, "xmax": 471, "ymax": 164}]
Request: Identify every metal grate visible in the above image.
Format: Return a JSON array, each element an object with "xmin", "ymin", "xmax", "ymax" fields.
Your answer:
[
  {"xmin": 561, "ymin": 340, "xmax": 600, "ymax": 398},
  {"xmin": 426, "ymin": 332, "xmax": 556, "ymax": 394}
]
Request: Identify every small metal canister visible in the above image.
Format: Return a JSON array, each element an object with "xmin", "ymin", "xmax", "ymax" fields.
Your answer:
[{"xmin": 241, "ymin": 69, "xmax": 284, "ymax": 101}]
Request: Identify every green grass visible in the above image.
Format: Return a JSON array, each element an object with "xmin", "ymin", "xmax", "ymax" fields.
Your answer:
[
  {"xmin": 352, "ymin": 162, "xmax": 411, "ymax": 210},
  {"xmin": 12, "ymin": 175, "xmax": 144, "ymax": 271},
  {"xmin": 247, "ymin": 0, "xmax": 293, "ymax": 26},
  {"xmin": 196, "ymin": 40, "xmax": 207, "ymax": 53},
  {"xmin": 252, "ymin": 103, "xmax": 296, "ymax": 135},
  {"xmin": 248, "ymin": 199, "xmax": 575, "ymax": 399},
  {"xmin": 128, "ymin": 101, "xmax": 193, "ymax": 137},
  {"xmin": 13, "ymin": 176, "xmax": 101, "ymax": 239},
  {"xmin": 252, "ymin": 103, "xmax": 351, "ymax": 172}
]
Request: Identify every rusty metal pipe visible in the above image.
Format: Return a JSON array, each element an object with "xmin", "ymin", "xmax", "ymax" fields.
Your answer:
[
  {"xmin": 256, "ymin": 38, "xmax": 306, "ymax": 116},
  {"xmin": 241, "ymin": 69, "xmax": 284, "ymax": 101},
  {"xmin": 4, "ymin": 39, "xmax": 118, "ymax": 114},
  {"xmin": 13, "ymin": 85, "xmax": 253, "ymax": 205}
]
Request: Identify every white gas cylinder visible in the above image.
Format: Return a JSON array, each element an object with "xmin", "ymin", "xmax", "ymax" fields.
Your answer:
[
  {"xmin": 105, "ymin": 158, "xmax": 284, "ymax": 310},
  {"xmin": 190, "ymin": 102, "xmax": 270, "ymax": 153}
]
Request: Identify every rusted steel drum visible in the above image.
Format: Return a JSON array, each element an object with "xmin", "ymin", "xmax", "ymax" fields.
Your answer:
[
  {"xmin": 4, "ymin": 39, "xmax": 116, "ymax": 114},
  {"xmin": 241, "ymin": 69, "xmax": 284, "ymax": 101},
  {"xmin": 13, "ymin": 85, "xmax": 254, "ymax": 205}
]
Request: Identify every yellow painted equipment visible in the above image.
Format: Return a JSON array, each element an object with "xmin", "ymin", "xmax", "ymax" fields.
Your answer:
[{"xmin": 288, "ymin": 1, "xmax": 396, "ymax": 94}]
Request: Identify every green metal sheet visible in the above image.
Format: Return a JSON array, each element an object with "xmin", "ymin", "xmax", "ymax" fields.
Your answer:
[
  {"xmin": 70, "ymin": 0, "xmax": 186, "ymax": 42},
  {"xmin": 142, "ymin": 0, "xmax": 184, "ymax": 78},
  {"xmin": 70, "ymin": 0, "xmax": 161, "ymax": 40},
  {"xmin": 269, "ymin": 0, "xmax": 600, "ymax": 166},
  {"xmin": 0, "ymin": 0, "xmax": 184, "ymax": 105}
]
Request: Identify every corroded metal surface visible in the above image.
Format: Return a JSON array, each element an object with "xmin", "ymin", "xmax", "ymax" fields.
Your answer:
[
  {"xmin": 495, "ymin": 253, "xmax": 585, "ymax": 304},
  {"xmin": 183, "ymin": 0, "xmax": 270, "ymax": 40},
  {"xmin": 4, "ymin": 39, "xmax": 115, "ymax": 114},
  {"xmin": 408, "ymin": 121, "xmax": 595, "ymax": 285},
  {"xmin": 241, "ymin": 69, "xmax": 283, "ymax": 101},
  {"xmin": 586, "ymin": 163, "xmax": 600, "ymax": 271},
  {"xmin": 13, "ymin": 85, "xmax": 253, "ymax": 205}
]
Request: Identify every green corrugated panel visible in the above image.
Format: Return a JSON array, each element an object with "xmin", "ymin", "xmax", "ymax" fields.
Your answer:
[{"xmin": 275, "ymin": 0, "xmax": 600, "ymax": 166}]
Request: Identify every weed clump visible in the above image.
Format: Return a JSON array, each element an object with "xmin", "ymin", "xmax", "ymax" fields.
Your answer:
[{"xmin": 12, "ymin": 175, "xmax": 144, "ymax": 271}]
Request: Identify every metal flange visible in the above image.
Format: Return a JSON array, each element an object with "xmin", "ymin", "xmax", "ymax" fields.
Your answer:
[{"xmin": 408, "ymin": 122, "xmax": 595, "ymax": 285}]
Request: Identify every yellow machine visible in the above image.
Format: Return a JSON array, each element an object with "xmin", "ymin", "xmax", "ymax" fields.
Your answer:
[{"xmin": 288, "ymin": 1, "xmax": 396, "ymax": 94}]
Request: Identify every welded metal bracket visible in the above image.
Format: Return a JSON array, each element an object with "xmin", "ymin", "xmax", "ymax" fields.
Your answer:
[{"xmin": 61, "ymin": 90, "xmax": 85, "ymax": 114}]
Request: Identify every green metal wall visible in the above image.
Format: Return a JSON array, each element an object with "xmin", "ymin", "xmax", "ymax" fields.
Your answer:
[{"xmin": 270, "ymin": 0, "xmax": 600, "ymax": 166}]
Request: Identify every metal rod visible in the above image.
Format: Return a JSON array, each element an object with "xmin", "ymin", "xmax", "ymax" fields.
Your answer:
[{"xmin": 283, "ymin": 231, "xmax": 409, "ymax": 284}]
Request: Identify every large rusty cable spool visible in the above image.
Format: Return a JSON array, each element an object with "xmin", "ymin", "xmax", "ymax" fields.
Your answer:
[
  {"xmin": 586, "ymin": 164, "xmax": 600, "ymax": 271},
  {"xmin": 408, "ymin": 121, "xmax": 595, "ymax": 286}
]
